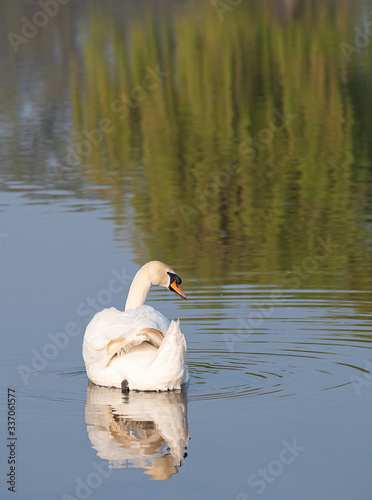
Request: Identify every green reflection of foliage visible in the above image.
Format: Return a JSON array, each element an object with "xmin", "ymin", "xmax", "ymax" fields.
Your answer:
[{"xmin": 69, "ymin": 0, "xmax": 372, "ymax": 290}]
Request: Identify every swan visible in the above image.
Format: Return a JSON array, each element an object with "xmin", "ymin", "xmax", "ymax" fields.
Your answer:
[{"xmin": 82, "ymin": 261, "xmax": 189, "ymax": 392}]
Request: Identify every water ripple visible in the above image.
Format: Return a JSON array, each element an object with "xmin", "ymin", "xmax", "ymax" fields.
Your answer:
[
  {"xmin": 180, "ymin": 286, "xmax": 372, "ymax": 402},
  {"xmin": 2, "ymin": 287, "xmax": 371, "ymax": 404}
]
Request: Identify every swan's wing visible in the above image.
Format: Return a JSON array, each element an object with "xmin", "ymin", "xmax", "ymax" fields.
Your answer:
[
  {"xmin": 106, "ymin": 327, "xmax": 164, "ymax": 363},
  {"xmin": 83, "ymin": 306, "xmax": 169, "ymax": 367}
]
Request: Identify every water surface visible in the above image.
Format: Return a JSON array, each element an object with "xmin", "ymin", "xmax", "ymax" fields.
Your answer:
[{"xmin": 1, "ymin": 1, "xmax": 372, "ymax": 499}]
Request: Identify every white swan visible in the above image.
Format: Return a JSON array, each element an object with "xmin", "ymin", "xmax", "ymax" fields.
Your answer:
[{"xmin": 82, "ymin": 261, "xmax": 189, "ymax": 391}]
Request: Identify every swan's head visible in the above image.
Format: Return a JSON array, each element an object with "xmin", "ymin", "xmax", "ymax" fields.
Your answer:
[
  {"xmin": 145, "ymin": 261, "xmax": 186, "ymax": 300},
  {"xmin": 166, "ymin": 271, "xmax": 186, "ymax": 300}
]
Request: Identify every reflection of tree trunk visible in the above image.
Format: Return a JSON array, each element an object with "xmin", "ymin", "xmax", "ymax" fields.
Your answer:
[{"xmin": 272, "ymin": 0, "xmax": 298, "ymax": 24}]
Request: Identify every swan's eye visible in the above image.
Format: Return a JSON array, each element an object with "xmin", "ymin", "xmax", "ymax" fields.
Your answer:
[{"xmin": 167, "ymin": 271, "xmax": 182, "ymax": 286}]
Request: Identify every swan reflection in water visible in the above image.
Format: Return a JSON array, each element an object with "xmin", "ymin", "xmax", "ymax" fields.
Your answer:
[{"xmin": 85, "ymin": 383, "xmax": 189, "ymax": 480}]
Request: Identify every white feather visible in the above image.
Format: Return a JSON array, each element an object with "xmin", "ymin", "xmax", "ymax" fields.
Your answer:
[{"xmin": 82, "ymin": 262, "xmax": 189, "ymax": 391}]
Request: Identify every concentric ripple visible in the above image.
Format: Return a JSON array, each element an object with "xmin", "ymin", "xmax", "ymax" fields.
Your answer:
[
  {"xmin": 4, "ymin": 286, "xmax": 372, "ymax": 405},
  {"xmin": 172, "ymin": 285, "xmax": 372, "ymax": 401}
]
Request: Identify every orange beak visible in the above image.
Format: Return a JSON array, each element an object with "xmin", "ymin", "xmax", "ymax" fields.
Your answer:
[{"xmin": 170, "ymin": 280, "xmax": 186, "ymax": 300}]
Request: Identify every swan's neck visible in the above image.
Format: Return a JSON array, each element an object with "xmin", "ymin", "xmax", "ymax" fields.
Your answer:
[{"xmin": 125, "ymin": 268, "xmax": 152, "ymax": 311}]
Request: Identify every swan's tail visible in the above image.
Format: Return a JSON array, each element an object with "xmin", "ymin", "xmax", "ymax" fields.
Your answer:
[
  {"xmin": 158, "ymin": 320, "xmax": 185, "ymax": 352},
  {"xmin": 150, "ymin": 320, "xmax": 188, "ymax": 389}
]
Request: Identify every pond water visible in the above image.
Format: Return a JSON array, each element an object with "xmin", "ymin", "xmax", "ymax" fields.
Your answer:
[{"xmin": 1, "ymin": 0, "xmax": 372, "ymax": 499}]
